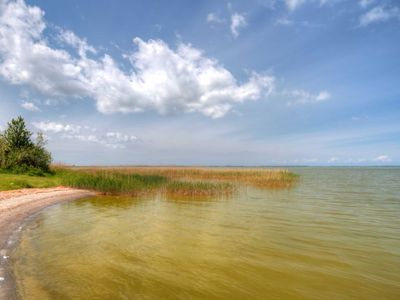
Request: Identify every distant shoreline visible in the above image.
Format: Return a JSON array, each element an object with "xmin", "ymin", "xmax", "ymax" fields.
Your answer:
[{"xmin": 0, "ymin": 187, "xmax": 96, "ymax": 300}]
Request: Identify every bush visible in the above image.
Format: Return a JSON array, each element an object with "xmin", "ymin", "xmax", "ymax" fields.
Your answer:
[{"xmin": 0, "ymin": 116, "xmax": 52, "ymax": 174}]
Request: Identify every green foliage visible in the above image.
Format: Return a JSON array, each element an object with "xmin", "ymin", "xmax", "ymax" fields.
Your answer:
[
  {"xmin": 0, "ymin": 135, "xmax": 6, "ymax": 168},
  {"xmin": 0, "ymin": 116, "xmax": 52, "ymax": 173},
  {"xmin": 2, "ymin": 116, "xmax": 33, "ymax": 149}
]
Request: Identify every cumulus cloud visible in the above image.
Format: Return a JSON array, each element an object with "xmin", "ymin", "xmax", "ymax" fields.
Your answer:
[
  {"xmin": 374, "ymin": 155, "xmax": 391, "ymax": 162},
  {"xmin": 21, "ymin": 101, "xmax": 40, "ymax": 111},
  {"xmin": 32, "ymin": 121, "xmax": 137, "ymax": 149},
  {"xmin": 32, "ymin": 121, "xmax": 81, "ymax": 134},
  {"xmin": 230, "ymin": 13, "xmax": 247, "ymax": 38},
  {"xmin": 0, "ymin": 0, "xmax": 273, "ymax": 118},
  {"xmin": 58, "ymin": 29, "xmax": 97, "ymax": 57},
  {"xmin": 0, "ymin": 0, "xmax": 91, "ymax": 97},
  {"xmin": 359, "ymin": 5, "xmax": 400, "ymax": 26},
  {"xmin": 285, "ymin": 89, "xmax": 331, "ymax": 105}
]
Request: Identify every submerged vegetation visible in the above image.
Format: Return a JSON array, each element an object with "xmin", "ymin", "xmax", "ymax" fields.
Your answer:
[{"xmin": 165, "ymin": 180, "xmax": 235, "ymax": 197}]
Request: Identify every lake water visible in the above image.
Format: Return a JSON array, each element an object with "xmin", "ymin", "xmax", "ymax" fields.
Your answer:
[{"xmin": 11, "ymin": 167, "xmax": 400, "ymax": 299}]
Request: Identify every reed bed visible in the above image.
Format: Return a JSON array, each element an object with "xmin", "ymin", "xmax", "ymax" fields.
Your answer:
[
  {"xmin": 2, "ymin": 166, "xmax": 297, "ymax": 195},
  {"xmin": 58, "ymin": 169, "xmax": 235, "ymax": 196},
  {"xmin": 74, "ymin": 167, "xmax": 298, "ymax": 189},
  {"xmin": 165, "ymin": 181, "xmax": 235, "ymax": 197},
  {"xmin": 59, "ymin": 170, "xmax": 167, "ymax": 195}
]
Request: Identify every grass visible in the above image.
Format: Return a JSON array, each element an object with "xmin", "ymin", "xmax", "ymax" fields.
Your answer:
[
  {"xmin": 0, "ymin": 171, "xmax": 60, "ymax": 191},
  {"xmin": 0, "ymin": 166, "xmax": 298, "ymax": 195}
]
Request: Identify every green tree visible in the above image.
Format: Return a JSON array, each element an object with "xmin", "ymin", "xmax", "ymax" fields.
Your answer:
[
  {"xmin": 2, "ymin": 116, "xmax": 33, "ymax": 149},
  {"xmin": 0, "ymin": 116, "xmax": 52, "ymax": 174},
  {"xmin": 0, "ymin": 134, "xmax": 6, "ymax": 169}
]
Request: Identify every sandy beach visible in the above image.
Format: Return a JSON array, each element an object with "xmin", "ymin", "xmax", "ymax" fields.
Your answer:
[{"xmin": 0, "ymin": 187, "xmax": 96, "ymax": 299}]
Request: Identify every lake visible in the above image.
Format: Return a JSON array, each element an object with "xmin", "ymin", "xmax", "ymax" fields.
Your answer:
[{"xmin": 11, "ymin": 167, "xmax": 400, "ymax": 299}]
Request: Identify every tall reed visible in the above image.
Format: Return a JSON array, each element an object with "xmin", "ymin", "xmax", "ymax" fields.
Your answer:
[
  {"xmin": 60, "ymin": 170, "xmax": 166, "ymax": 194},
  {"xmin": 73, "ymin": 167, "xmax": 299, "ymax": 188}
]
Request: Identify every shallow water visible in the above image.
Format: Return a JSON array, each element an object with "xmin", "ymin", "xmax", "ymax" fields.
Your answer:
[{"xmin": 11, "ymin": 167, "xmax": 400, "ymax": 299}]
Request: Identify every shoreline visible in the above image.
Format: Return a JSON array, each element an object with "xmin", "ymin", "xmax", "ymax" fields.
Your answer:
[{"xmin": 0, "ymin": 187, "xmax": 96, "ymax": 300}]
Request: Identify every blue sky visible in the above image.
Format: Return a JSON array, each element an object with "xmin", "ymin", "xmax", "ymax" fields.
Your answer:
[{"xmin": 0, "ymin": 0, "xmax": 399, "ymax": 165}]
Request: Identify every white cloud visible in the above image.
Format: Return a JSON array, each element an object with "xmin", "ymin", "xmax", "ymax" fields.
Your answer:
[
  {"xmin": 275, "ymin": 17, "xmax": 294, "ymax": 26},
  {"xmin": 286, "ymin": 89, "xmax": 331, "ymax": 105},
  {"xmin": 359, "ymin": 0, "xmax": 376, "ymax": 8},
  {"xmin": 230, "ymin": 13, "xmax": 247, "ymax": 38},
  {"xmin": 0, "ymin": 0, "xmax": 273, "ymax": 118},
  {"xmin": 101, "ymin": 38, "xmax": 274, "ymax": 118},
  {"xmin": 106, "ymin": 132, "xmax": 137, "ymax": 143},
  {"xmin": 67, "ymin": 134, "xmax": 98, "ymax": 143},
  {"xmin": 58, "ymin": 29, "xmax": 96, "ymax": 57},
  {"xmin": 256, "ymin": 0, "xmax": 277, "ymax": 9},
  {"xmin": 207, "ymin": 13, "xmax": 223, "ymax": 24},
  {"xmin": 21, "ymin": 101, "xmax": 39, "ymax": 111},
  {"xmin": 32, "ymin": 121, "xmax": 81, "ymax": 134},
  {"xmin": 63, "ymin": 134, "xmax": 127, "ymax": 149},
  {"xmin": 284, "ymin": 0, "xmax": 329, "ymax": 11},
  {"xmin": 275, "ymin": 17, "xmax": 320, "ymax": 28},
  {"xmin": 328, "ymin": 157, "xmax": 338, "ymax": 163},
  {"xmin": 374, "ymin": 155, "xmax": 391, "ymax": 162},
  {"xmin": 359, "ymin": 5, "xmax": 400, "ymax": 26},
  {"xmin": 32, "ymin": 121, "xmax": 137, "ymax": 149},
  {"xmin": 0, "ymin": 0, "xmax": 91, "ymax": 97},
  {"xmin": 64, "ymin": 131, "xmax": 137, "ymax": 149},
  {"xmin": 285, "ymin": 0, "xmax": 307, "ymax": 11},
  {"xmin": 316, "ymin": 91, "xmax": 330, "ymax": 101}
]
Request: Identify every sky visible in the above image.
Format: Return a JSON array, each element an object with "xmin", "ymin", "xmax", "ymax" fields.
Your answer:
[{"xmin": 0, "ymin": 0, "xmax": 399, "ymax": 166}]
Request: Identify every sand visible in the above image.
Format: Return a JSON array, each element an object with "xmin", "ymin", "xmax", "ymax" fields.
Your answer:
[{"xmin": 0, "ymin": 187, "xmax": 96, "ymax": 299}]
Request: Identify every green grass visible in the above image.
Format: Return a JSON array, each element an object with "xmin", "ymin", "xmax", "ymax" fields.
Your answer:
[{"xmin": 0, "ymin": 171, "xmax": 60, "ymax": 191}]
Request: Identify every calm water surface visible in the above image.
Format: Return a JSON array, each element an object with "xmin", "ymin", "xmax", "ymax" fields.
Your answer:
[{"xmin": 12, "ymin": 168, "xmax": 400, "ymax": 299}]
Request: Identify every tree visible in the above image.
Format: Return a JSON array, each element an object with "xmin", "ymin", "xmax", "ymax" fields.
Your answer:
[
  {"xmin": 2, "ymin": 116, "xmax": 33, "ymax": 149},
  {"xmin": 0, "ymin": 134, "xmax": 6, "ymax": 169},
  {"xmin": 0, "ymin": 116, "xmax": 52, "ymax": 174}
]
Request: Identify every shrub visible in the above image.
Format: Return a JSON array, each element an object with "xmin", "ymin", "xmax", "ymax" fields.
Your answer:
[{"xmin": 0, "ymin": 116, "xmax": 52, "ymax": 174}]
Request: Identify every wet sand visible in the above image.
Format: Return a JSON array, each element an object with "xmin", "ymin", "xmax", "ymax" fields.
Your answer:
[{"xmin": 0, "ymin": 187, "xmax": 96, "ymax": 299}]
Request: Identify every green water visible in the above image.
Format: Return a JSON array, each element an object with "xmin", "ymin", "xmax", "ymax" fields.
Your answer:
[{"xmin": 11, "ymin": 168, "xmax": 400, "ymax": 299}]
